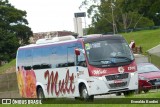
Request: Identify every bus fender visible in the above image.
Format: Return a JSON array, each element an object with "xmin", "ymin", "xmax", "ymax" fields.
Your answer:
[
  {"xmin": 77, "ymin": 79, "xmax": 92, "ymax": 95},
  {"xmin": 36, "ymin": 82, "xmax": 46, "ymax": 96}
]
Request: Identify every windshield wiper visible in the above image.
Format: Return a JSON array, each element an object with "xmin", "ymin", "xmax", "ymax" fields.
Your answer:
[
  {"xmin": 91, "ymin": 59, "xmax": 116, "ymax": 65},
  {"xmin": 111, "ymin": 56, "xmax": 133, "ymax": 62}
]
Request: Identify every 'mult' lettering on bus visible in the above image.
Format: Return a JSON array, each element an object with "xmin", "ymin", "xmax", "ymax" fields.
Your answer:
[{"xmin": 44, "ymin": 69, "xmax": 75, "ymax": 96}]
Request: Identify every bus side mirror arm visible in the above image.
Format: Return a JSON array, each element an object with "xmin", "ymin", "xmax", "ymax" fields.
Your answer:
[{"xmin": 75, "ymin": 55, "xmax": 78, "ymax": 66}]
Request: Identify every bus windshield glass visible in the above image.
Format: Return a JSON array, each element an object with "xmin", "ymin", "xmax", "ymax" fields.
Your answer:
[{"xmin": 84, "ymin": 38, "xmax": 134, "ymax": 67}]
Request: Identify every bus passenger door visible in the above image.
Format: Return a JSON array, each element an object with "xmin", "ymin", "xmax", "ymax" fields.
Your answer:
[{"xmin": 75, "ymin": 48, "xmax": 89, "ymax": 78}]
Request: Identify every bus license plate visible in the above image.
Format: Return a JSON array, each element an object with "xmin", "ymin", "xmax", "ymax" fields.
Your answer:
[{"xmin": 114, "ymin": 80, "xmax": 123, "ymax": 84}]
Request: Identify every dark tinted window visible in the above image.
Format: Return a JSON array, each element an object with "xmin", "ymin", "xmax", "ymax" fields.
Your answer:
[
  {"xmin": 85, "ymin": 39, "xmax": 134, "ymax": 67},
  {"xmin": 41, "ymin": 47, "xmax": 52, "ymax": 69},
  {"xmin": 67, "ymin": 46, "xmax": 75, "ymax": 67},
  {"xmin": 17, "ymin": 41, "xmax": 79, "ymax": 70},
  {"xmin": 32, "ymin": 46, "xmax": 52, "ymax": 70},
  {"xmin": 17, "ymin": 49, "xmax": 25, "ymax": 68},
  {"xmin": 56, "ymin": 45, "xmax": 68, "ymax": 67},
  {"xmin": 50, "ymin": 43, "xmax": 77, "ymax": 68},
  {"xmin": 77, "ymin": 42, "xmax": 87, "ymax": 67},
  {"xmin": 32, "ymin": 47, "xmax": 41, "ymax": 69},
  {"xmin": 24, "ymin": 49, "xmax": 32, "ymax": 70}
]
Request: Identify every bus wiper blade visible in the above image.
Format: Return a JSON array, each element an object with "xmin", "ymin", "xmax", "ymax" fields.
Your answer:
[
  {"xmin": 91, "ymin": 59, "xmax": 116, "ymax": 64},
  {"xmin": 111, "ymin": 56, "xmax": 132, "ymax": 62}
]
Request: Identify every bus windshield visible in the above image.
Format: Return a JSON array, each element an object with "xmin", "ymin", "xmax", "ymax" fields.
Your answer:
[{"xmin": 84, "ymin": 39, "xmax": 134, "ymax": 67}]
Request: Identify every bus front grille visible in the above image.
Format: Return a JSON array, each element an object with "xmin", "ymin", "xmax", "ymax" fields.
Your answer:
[
  {"xmin": 105, "ymin": 73, "xmax": 129, "ymax": 81},
  {"xmin": 109, "ymin": 82, "xmax": 127, "ymax": 88}
]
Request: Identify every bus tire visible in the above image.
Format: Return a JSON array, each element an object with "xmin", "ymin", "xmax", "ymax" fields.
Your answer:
[
  {"xmin": 37, "ymin": 87, "xmax": 45, "ymax": 98},
  {"xmin": 138, "ymin": 89, "xmax": 142, "ymax": 94},
  {"xmin": 80, "ymin": 84, "xmax": 94, "ymax": 101},
  {"xmin": 144, "ymin": 89, "xmax": 149, "ymax": 93},
  {"xmin": 123, "ymin": 90, "xmax": 135, "ymax": 97},
  {"xmin": 116, "ymin": 92, "xmax": 121, "ymax": 96}
]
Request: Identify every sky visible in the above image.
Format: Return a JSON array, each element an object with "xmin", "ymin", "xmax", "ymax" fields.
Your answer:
[{"xmin": 8, "ymin": 0, "xmax": 90, "ymax": 33}]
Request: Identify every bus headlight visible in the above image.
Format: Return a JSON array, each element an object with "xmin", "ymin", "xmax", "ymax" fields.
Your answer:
[
  {"xmin": 98, "ymin": 77, "xmax": 103, "ymax": 80},
  {"xmin": 95, "ymin": 77, "xmax": 103, "ymax": 80},
  {"xmin": 130, "ymin": 72, "xmax": 135, "ymax": 77}
]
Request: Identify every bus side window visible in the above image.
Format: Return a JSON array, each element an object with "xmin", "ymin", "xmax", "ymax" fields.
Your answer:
[
  {"xmin": 56, "ymin": 46, "xmax": 68, "ymax": 68},
  {"xmin": 77, "ymin": 52, "xmax": 86, "ymax": 67},
  {"xmin": 41, "ymin": 47, "xmax": 52, "ymax": 69},
  {"xmin": 67, "ymin": 47, "xmax": 75, "ymax": 67},
  {"xmin": 76, "ymin": 43, "xmax": 87, "ymax": 67},
  {"xmin": 17, "ymin": 49, "xmax": 25, "ymax": 69},
  {"xmin": 32, "ymin": 48, "xmax": 41, "ymax": 70},
  {"xmin": 24, "ymin": 49, "xmax": 32, "ymax": 70},
  {"xmin": 50, "ymin": 47, "xmax": 57, "ymax": 68}
]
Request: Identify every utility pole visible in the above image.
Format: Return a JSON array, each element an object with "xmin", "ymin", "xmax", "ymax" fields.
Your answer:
[{"xmin": 111, "ymin": 0, "xmax": 116, "ymax": 34}]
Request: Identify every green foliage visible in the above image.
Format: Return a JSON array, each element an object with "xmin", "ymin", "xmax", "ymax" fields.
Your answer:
[
  {"xmin": 82, "ymin": 0, "xmax": 155, "ymax": 34},
  {"xmin": 122, "ymin": 29, "xmax": 160, "ymax": 53},
  {"xmin": 135, "ymin": 17, "xmax": 154, "ymax": 28},
  {"xmin": 0, "ymin": 59, "xmax": 15, "ymax": 74},
  {"xmin": 0, "ymin": 0, "xmax": 33, "ymax": 62},
  {"xmin": 11, "ymin": 24, "xmax": 33, "ymax": 44},
  {"xmin": 121, "ymin": 0, "xmax": 160, "ymax": 25},
  {"xmin": 0, "ymin": 29, "xmax": 19, "ymax": 61}
]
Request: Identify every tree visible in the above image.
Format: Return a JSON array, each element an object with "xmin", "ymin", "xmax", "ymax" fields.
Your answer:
[
  {"xmin": 0, "ymin": 0, "xmax": 33, "ymax": 62},
  {"xmin": 0, "ymin": 29, "xmax": 19, "ymax": 61},
  {"xmin": 81, "ymin": 0, "xmax": 154, "ymax": 34},
  {"xmin": 121, "ymin": 0, "xmax": 160, "ymax": 26}
]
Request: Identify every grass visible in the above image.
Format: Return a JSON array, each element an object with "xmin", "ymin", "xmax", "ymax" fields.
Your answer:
[
  {"xmin": 0, "ymin": 59, "xmax": 16, "ymax": 74},
  {"xmin": 122, "ymin": 29, "xmax": 160, "ymax": 67},
  {"xmin": 1, "ymin": 91, "xmax": 160, "ymax": 106},
  {"xmin": 122, "ymin": 29, "xmax": 160, "ymax": 54}
]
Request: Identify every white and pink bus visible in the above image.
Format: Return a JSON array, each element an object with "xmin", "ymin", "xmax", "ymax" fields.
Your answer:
[{"xmin": 16, "ymin": 34, "xmax": 138, "ymax": 100}]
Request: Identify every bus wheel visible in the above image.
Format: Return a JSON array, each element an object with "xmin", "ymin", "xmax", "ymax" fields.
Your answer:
[
  {"xmin": 80, "ymin": 84, "xmax": 94, "ymax": 101},
  {"xmin": 138, "ymin": 89, "xmax": 142, "ymax": 94},
  {"xmin": 123, "ymin": 90, "xmax": 134, "ymax": 97},
  {"xmin": 37, "ymin": 87, "xmax": 45, "ymax": 98},
  {"xmin": 116, "ymin": 92, "xmax": 121, "ymax": 96},
  {"xmin": 144, "ymin": 89, "xmax": 149, "ymax": 93}
]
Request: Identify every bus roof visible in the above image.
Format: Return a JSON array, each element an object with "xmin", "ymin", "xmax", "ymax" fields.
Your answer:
[
  {"xmin": 81, "ymin": 34, "xmax": 123, "ymax": 43},
  {"xmin": 18, "ymin": 39, "xmax": 78, "ymax": 49},
  {"xmin": 18, "ymin": 34, "xmax": 123, "ymax": 49}
]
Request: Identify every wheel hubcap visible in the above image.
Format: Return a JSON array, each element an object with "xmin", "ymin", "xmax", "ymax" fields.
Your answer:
[
  {"xmin": 82, "ymin": 89, "xmax": 88, "ymax": 98},
  {"xmin": 38, "ymin": 91, "xmax": 43, "ymax": 98}
]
